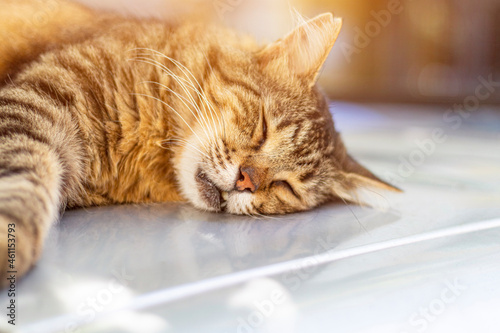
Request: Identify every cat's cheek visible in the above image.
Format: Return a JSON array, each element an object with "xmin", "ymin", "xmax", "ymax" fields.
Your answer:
[{"xmin": 174, "ymin": 141, "xmax": 207, "ymax": 209}]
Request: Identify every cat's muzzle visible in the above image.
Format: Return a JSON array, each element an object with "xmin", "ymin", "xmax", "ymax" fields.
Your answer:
[{"xmin": 195, "ymin": 169, "xmax": 228, "ymax": 211}]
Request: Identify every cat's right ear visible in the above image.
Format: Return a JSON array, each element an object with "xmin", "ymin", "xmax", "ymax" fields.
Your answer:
[
  {"xmin": 257, "ymin": 13, "xmax": 342, "ymax": 87},
  {"xmin": 331, "ymin": 171, "xmax": 402, "ymax": 211},
  {"xmin": 330, "ymin": 154, "xmax": 402, "ymax": 211}
]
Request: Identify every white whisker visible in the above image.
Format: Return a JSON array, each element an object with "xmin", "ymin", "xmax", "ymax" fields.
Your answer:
[
  {"xmin": 130, "ymin": 55, "xmax": 219, "ymax": 147},
  {"xmin": 130, "ymin": 92, "xmax": 207, "ymax": 151},
  {"xmin": 133, "ymin": 48, "xmax": 225, "ymax": 144},
  {"xmin": 161, "ymin": 137, "xmax": 210, "ymax": 159},
  {"xmin": 140, "ymin": 79, "xmax": 214, "ymax": 143}
]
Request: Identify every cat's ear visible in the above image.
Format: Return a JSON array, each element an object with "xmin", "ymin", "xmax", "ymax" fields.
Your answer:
[
  {"xmin": 257, "ymin": 13, "xmax": 342, "ymax": 86},
  {"xmin": 332, "ymin": 155, "xmax": 402, "ymax": 211}
]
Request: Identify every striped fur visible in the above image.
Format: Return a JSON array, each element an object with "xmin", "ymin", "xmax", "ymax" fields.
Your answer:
[{"xmin": 0, "ymin": 1, "xmax": 399, "ymax": 285}]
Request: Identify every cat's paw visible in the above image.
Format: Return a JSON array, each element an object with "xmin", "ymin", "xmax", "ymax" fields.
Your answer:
[{"xmin": 0, "ymin": 217, "xmax": 39, "ymax": 289}]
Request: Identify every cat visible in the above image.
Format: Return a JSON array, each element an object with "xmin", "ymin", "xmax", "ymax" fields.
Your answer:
[{"xmin": 0, "ymin": 0, "xmax": 399, "ymax": 287}]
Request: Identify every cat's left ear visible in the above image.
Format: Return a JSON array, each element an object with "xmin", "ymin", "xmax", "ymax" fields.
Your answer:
[{"xmin": 257, "ymin": 13, "xmax": 342, "ymax": 86}]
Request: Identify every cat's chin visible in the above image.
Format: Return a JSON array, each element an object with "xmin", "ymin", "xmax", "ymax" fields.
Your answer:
[{"xmin": 195, "ymin": 169, "xmax": 228, "ymax": 212}]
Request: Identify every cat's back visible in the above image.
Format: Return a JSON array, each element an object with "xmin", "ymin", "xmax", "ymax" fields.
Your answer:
[{"xmin": 0, "ymin": 0, "xmax": 119, "ymax": 85}]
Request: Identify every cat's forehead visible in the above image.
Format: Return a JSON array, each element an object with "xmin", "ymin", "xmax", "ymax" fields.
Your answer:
[{"xmin": 266, "ymin": 87, "xmax": 334, "ymax": 130}]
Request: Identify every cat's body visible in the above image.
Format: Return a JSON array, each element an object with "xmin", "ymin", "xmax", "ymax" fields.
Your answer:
[{"xmin": 0, "ymin": 0, "xmax": 398, "ymax": 286}]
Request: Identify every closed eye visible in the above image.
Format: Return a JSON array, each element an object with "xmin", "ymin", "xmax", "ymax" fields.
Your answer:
[
  {"xmin": 261, "ymin": 114, "xmax": 267, "ymax": 145},
  {"xmin": 252, "ymin": 103, "xmax": 267, "ymax": 149},
  {"xmin": 272, "ymin": 180, "xmax": 299, "ymax": 199},
  {"xmin": 256, "ymin": 116, "xmax": 267, "ymax": 148}
]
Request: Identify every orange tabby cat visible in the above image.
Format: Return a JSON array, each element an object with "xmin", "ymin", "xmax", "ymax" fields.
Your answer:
[{"xmin": 0, "ymin": 0, "xmax": 399, "ymax": 286}]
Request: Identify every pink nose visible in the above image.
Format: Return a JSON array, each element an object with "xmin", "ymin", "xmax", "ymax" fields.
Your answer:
[{"xmin": 236, "ymin": 167, "xmax": 259, "ymax": 193}]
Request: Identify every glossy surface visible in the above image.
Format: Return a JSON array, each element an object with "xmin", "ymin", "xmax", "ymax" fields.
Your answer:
[{"xmin": 1, "ymin": 103, "xmax": 499, "ymax": 333}]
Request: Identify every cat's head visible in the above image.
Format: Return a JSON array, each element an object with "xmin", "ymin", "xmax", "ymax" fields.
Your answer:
[{"xmin": 174, "ymin": 13, "xmax": 400, "ymax": 215}]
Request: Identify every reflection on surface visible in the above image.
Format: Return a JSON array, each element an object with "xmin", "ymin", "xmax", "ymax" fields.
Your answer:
[{"xmin": 50, "ymin": 201, "xmax": 400, "ymax": 293}]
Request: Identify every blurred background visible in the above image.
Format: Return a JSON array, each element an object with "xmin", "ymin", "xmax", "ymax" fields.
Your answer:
[{"xmin": 77, "ymin": 0, "xmax": 500, "ymax": 105}]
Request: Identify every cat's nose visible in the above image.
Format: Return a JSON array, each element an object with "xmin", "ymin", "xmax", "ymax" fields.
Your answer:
[{"xmin": 236, "ymin": 166, "xmax": 259, "ymax": 193}]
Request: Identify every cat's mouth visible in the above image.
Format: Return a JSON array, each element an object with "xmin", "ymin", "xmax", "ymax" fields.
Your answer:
[{"xmin": 195, "ymin": 169, "xmax": 228, "ymax": 212}]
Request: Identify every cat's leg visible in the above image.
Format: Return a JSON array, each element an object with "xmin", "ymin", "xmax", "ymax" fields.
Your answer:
[
  {"xmin": 0, "ymin": 93, "xmax": 82, "ymax": 288},
  {"xmin": 0, "ymin": 141, "xmax": 63, "ymax": 288}
]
